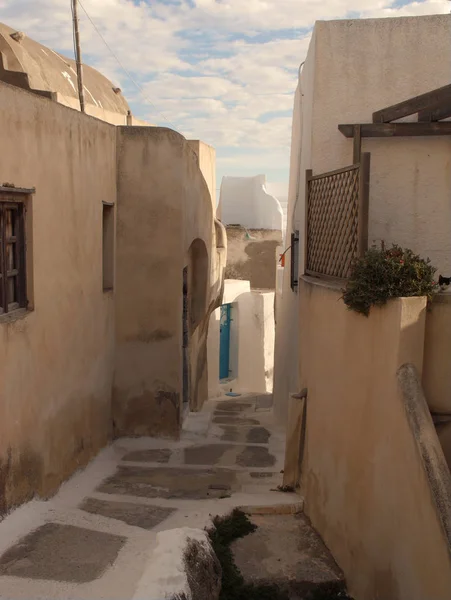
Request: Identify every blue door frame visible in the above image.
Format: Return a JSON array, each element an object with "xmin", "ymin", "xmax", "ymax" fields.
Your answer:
[{"xmin": 219, "ymin": 303, "xmax": 232, "ymax": 380}]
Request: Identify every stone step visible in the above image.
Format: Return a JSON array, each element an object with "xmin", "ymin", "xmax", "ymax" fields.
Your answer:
[{"xmin": 232, "ymin": 512, "xmax": 346, "ymax": 599}]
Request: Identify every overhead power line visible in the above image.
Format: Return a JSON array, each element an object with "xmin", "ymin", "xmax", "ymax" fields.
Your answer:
[
  {"xmin": 72, "ymin": 0, "xmax": 213, "ymax": 173},
  {"xmin": 76, "ymin": 0, "xmax": 176, "ymax": 129}
]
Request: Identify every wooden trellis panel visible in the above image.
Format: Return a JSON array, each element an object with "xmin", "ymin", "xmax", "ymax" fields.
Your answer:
[{"xmin": 305, "ymin": 153, "xmax": 370, "ymax": 280}]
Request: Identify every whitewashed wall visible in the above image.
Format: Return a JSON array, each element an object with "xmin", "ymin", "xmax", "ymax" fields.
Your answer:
[
  {"xmin": 218, "ymin": 175, "xmax": 283, "ymax": 231},
  {"xmin": 207, "ymin": 279, "xmax": 275, "ymax": 396}
]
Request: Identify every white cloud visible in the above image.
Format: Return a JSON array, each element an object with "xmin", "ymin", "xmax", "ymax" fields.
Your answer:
[{"xmin": 0, "ymin": 0, "xmax": 448, "ymax": 180}]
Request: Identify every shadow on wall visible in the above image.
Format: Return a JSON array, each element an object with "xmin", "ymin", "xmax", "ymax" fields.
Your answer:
[
  {"xmin": 188, "ymin": 238, "xmax": 209, "ymax": 330},
  {"xmin": 188, "ymin": 237, "xmax": 213, "ymax": 412}
]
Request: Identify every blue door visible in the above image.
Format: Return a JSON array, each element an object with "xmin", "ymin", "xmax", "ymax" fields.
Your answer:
[{"xmin": 219, "ymin": 304, "xmax": 232, "ymax": 380}]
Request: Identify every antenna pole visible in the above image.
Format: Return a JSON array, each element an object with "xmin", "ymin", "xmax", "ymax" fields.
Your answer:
[{"xmin": 71, "ymin": 0, "xmax": 85, "ymax": 112}]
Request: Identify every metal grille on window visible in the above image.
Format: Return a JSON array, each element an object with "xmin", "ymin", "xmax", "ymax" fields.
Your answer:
[{"xmin": 0, "ymin": 200, "xmax": 27, "ymax": 315}]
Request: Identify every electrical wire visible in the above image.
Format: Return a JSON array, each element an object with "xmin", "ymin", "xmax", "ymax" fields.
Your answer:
[
  {"xmin": 77, "ymin": 0, "xmax": 177, "ymax": 129},
  {"xmin": 74, "ymin": 0, "xmax": 221, "ymax": 179}
]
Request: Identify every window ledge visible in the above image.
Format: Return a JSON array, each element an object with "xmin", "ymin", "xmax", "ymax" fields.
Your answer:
[
  {"xmin": 0, "ymin": 308, "xmax": 31, "ymax": 324},
  {"xmin": 301, "ymin": 274, "xmax": 345, "ymax": 291}
]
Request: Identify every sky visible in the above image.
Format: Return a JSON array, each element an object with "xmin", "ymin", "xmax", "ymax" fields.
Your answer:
[{"xmin": 0, "ymin": 0, "xmax": 448, "ymax": 190}]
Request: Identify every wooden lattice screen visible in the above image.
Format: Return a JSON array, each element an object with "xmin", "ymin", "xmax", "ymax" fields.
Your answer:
[{"xmin": 305, "ymin": 153, "xmax": 370, "ymax": 279}]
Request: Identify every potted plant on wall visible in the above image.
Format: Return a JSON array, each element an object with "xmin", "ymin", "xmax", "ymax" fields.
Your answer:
[{"xmin": 342, "ymin": 243, "xmax": 438, "ymax": 317}]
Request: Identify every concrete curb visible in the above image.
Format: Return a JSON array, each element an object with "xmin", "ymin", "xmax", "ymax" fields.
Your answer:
[
  {"xmin": 132, "ymin": 527, "xmax": 221, "ymax": 600},
  {"xmin": 237, "ymin": 500, "xmax": 304, "ymax": 515}
]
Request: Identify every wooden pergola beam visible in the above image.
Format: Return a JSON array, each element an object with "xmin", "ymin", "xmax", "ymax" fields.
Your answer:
[
  {"xmin": 418, "ymin": 102, "xmax": 451, "ymax": 122},
  {"xmin": 338, "ymin": 122, "xmax": 451, "ymax": 138},
  {"xmin": 372, "ymin": 84, "xmax": 451, "ymax": 123}
]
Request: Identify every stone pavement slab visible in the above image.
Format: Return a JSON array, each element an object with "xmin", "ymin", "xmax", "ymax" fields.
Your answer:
[
  {"xmin": 79, "ymin": 498, "xmax": 176, "ymax": 530},
  {"xmin": 0, "ymin": 523, "xmax": 125, "ymax": 583},
  {"xmin": 0, "ymin": 393, "xmax": 297, "ymax": 600},
  {"xmin": 97, "ymin": 466, "xmax": 239, "ymax": 499},
  {"xmin": 232, "ymin": 513, "xmax": 344, "ymax": 599}
]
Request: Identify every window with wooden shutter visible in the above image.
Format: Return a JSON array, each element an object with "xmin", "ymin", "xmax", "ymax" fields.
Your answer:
[{"xmin": 0, "ymin": 192, "xmax": 28, "ymax": 315}]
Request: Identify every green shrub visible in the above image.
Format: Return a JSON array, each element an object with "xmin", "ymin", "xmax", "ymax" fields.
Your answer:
[{"xmin": 343, "ymin": 244, "xmax": 438, "ymax": 317}]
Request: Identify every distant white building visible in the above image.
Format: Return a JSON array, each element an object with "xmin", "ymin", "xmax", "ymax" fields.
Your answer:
[
  {"xmin": 266, "ymin": 182, "xmax": 288, "ymax": 239},
  {"xmin": 218, "ymin": 175, "xmax": 284, "ymax": 232},
  {"xmin": 208, "ymin": 174, "xmax": 285, "ymax": 397}
]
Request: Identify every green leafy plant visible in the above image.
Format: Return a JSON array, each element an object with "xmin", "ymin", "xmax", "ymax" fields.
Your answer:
[{"xmin": 343, "ymin": 244, "xmax": 438, "ymax": 317}]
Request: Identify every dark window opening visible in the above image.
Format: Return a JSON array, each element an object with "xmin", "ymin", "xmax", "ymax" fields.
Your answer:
[
  {"xmin": 290, "ymin": 231, "xmax": 299, "ymax": 291},
  {"xmin": 182, "ymin": 266, "xmax": 190, "ymax": 408},
  {"xmin": 102, "ymin": 203, "xmax": 114, "ymax": 291},
  {"xmin": 0, "ymin": 199, "xmax": 27, "ymax": 315}
]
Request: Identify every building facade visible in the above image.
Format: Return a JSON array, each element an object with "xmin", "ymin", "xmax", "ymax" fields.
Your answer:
[
  {"xmin": 274, "ymin": 14, "xmax": 451, "ymax": 600},
  {"xmin": 0, "ymin": 78, "xmax": 225, "ymax": 515}
]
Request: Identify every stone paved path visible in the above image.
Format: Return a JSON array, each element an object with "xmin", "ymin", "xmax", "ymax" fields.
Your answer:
[{"xmin": 0, "ymin": 393, "xmax": 299, "ymax": 600}]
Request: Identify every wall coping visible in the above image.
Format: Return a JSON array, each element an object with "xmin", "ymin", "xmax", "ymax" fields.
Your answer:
[
  {"xmin": 300, "ymin": 274, "xmax": 344, "ymax": 291},
  {"xmin": 432, "ymin": 292, "xmax": 451, "ymax": 305},
  {"xmin": 398, "ymin": 363, "xmax": 451, "ymax": 553},
  {"xmin": 301, "ymin": 275, "xmax": 438, "ymax": 306}
]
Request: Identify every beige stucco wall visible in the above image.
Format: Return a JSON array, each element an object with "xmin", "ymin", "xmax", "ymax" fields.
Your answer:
[
  {"xmin": 423, "ymin": 293, "xmax": 451, "ymax": 415},
  {"xmin": 311, "ymin": 15, "xmax": 451, "ymax": 272},
  {"xmin": 114, "ymin": 127, "xmax": 222, "ymax": 436},
  {"xmin": 225, "ymin": 226, "xmax": 282, "ymax": 290},
  {"xmin": 299, "ymin": 277, "xmax": 451, "ymax": 600},
  {"xmin": 188, "ymin": 140, "xmax": 216, "ymax": 210},
  {"xmin": 0, "ymin": 82, "xmax": 116, "ymax": 513},
  {"xmin": 274, "ymin": 14, "xmax": 451, "ymax": 425}
]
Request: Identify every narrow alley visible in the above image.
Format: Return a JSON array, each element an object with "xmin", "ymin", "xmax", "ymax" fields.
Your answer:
[
  {"xmin": 3, "ymin": 7, "xmax": 451, "ymax": 600},
  {"xmin": 0, "ymin": 393, "xmax": 339, "ymax": 600}
]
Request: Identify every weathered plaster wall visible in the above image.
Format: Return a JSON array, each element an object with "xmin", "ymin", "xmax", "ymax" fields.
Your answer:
[
  {"xmin": 274, "ymin": 14, "xmax": 451, "ymax": 425},
  {"xmin": 225, "ymin": 226, "xmax": 282, "ymax": 290},
  {"xmin": 114, "ymin": 127, "xmax": 221, "ymax": 435},
  {"xmin": 0, "ymin": 82, "xmax": 116, "ymax": 514},
  {"xmin": 299, "ymin": 278, "xmax": 451, "ymax": 600},
  {"xmin": 218, "ymin": 175, "xmax": 283, "ymax": 230},
  {"xmin": 423, "ymin": 293, "xmax": 451, "ymax": 415}
]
